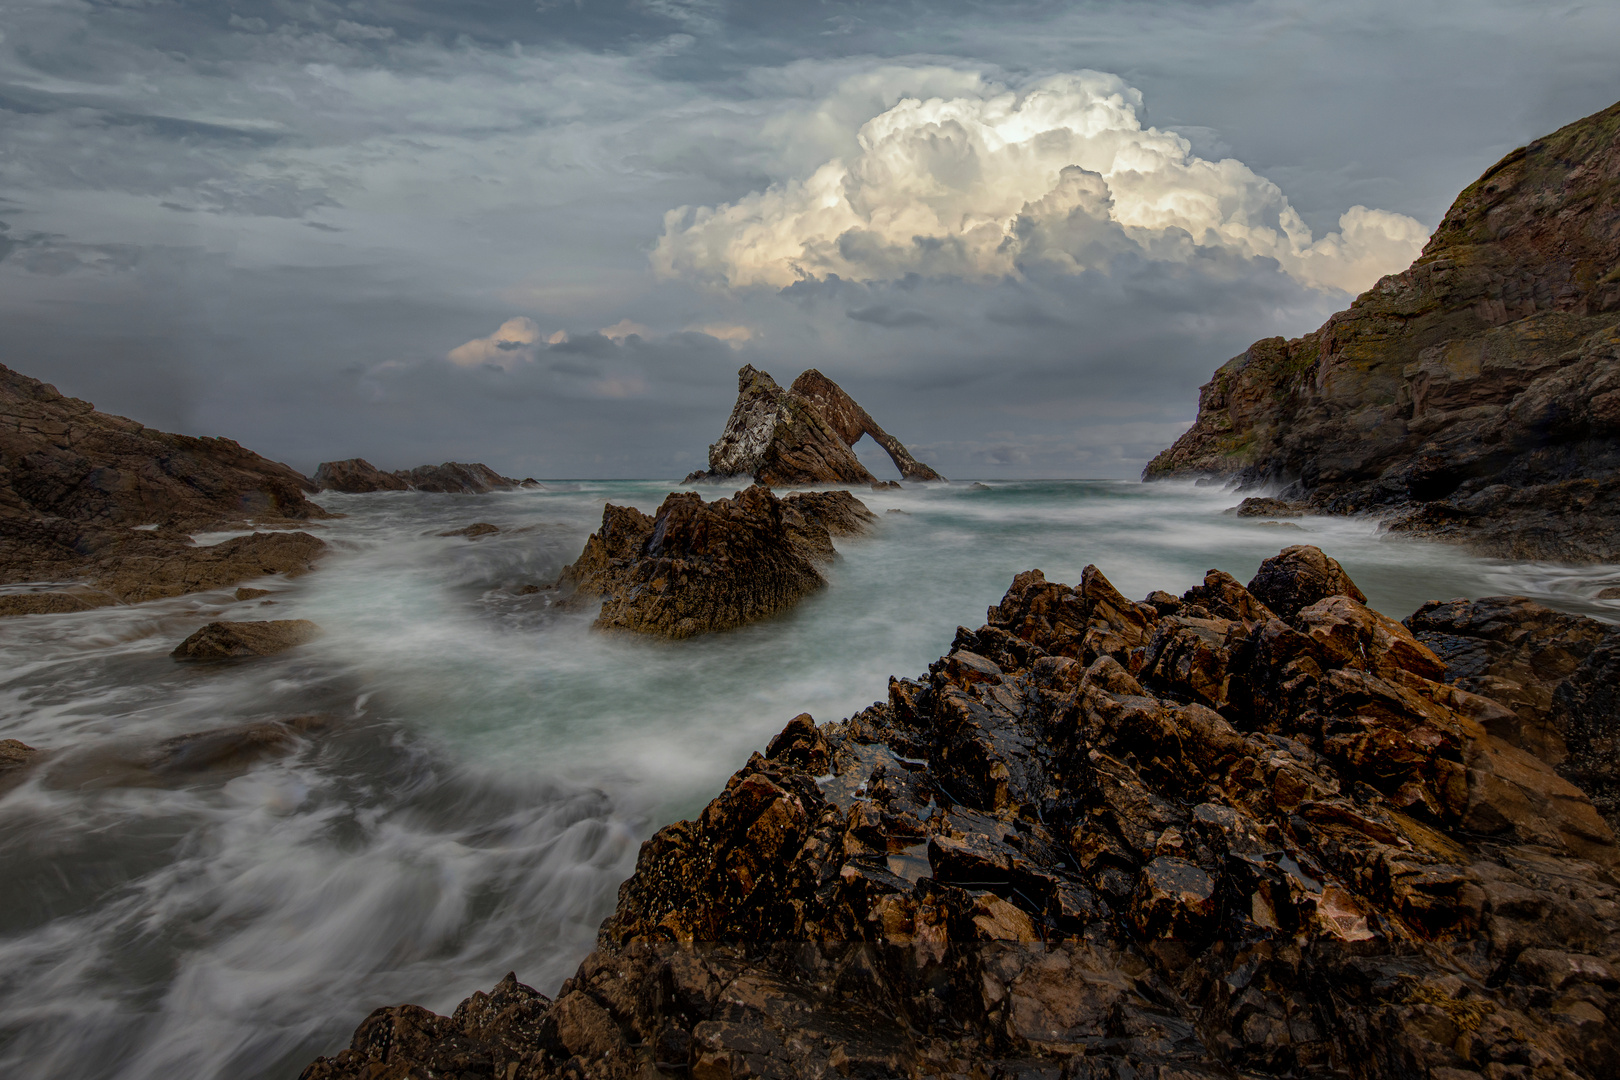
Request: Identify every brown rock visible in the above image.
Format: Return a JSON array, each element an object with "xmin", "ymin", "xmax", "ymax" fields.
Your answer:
[
  {"xmin": 440, "ymin": 522, "xmax": 500, "ymax": 538},
  {"xmin": 556, "ymin": 486, "xmax": 832, "ymax": 638},
  {"xmin": 1246, "ymin": 543, "xmax": 1368, "ymax": 620},
  {"xmin": 305, "ymin": 551, "xmax": 1620, "ymax": 1080},
  {"xmin": 1144, "ymin": 101, "xmax": 1620, "ymax": 561},
  {"xmin": 234, "ymin": 587, "xmax": 271, "ymax": 601},
  {"xmin": 1227, "ymin": 496, "xmax": 1304, "ymax": 518},
  {"xmin": 691, "ymin": 365, "xmax": 942, "ymax": 485},
  {"xmin": 171, "ymin": 619, "xmax": 323, "ymax": 659},
  {"xmin": 311, "ymin": 458, "xmax": 410, "ymax": 493},
  {"xmin": 1597, "ymin": 585, "xmax": 1620, "ymax": 600},
  {"xmin": 788, "ymin": 369, "xmax": 944, "ymax": 482},
  {"xmin": 1, "ymin": 363, "xmax": 330, "ymax": 610}
]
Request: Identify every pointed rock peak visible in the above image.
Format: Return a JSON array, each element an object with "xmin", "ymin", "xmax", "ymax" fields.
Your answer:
[{"xmin": 689, "ymin": 365, "xmax": 944, "ymax": 486}]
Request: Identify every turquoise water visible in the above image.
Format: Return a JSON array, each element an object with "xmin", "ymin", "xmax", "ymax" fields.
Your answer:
[{"xmin": 0, "ymin": 479, "xmax": 1615, "ymax": 1079}]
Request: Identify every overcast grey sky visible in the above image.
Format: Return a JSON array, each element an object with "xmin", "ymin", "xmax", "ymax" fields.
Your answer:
[{"xmin": 3, "ymin": 0, "xmax": 1617, "ymax": 478}]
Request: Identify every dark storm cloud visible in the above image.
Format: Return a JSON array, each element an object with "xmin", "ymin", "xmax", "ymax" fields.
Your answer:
[{"xmin": 0, "ymin": 0, "xmax": 1616, "ymax": 478}]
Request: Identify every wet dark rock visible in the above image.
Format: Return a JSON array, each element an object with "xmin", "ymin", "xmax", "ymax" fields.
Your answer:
[
  {"xmin": 311, "ymin": 458, "xmax": 410, "ymax": 493},
  {"xmin": 555, "ymin": 486, "xmax": 872, "ymax": 638},
  {"xmin": 1227, "ymin": 497, "xmax": 1304, "ymax": 518},
  {"xmin": 0, "ymin": 739, "xmax": 41, "ymax": 795},
  {"xmin": 171, "ymin": 619, "xmax": 323, "ymax": 659},
  {"xmin": 234, "ymin": 587, "xmax": 271, "ymax": 601},
  {"xmin": 870, "ymin": 480, "xmax": 903, "ymax": 491},
  {"xmin": 686, "ymin": 366, "xmax": 943, "ymax": 485},
  {"xmin": 304, "ymin": 544, "xmax": 1620, "ymax": 1078},
  {"xmin": 1246, "ymin": 543, "xmax": 1367, "ymax": 620},
  {"xmin": 1, "ymin": 362, "xmax": 330, "ymax": 615},
  {"xmin": 1599, "ymin": 586, "xmax": 1620, "ymax": 600},
  {"xmin": 1145, "ymin": 101, "xmax": 1620, "ymax": 561},
  {"xmin": 440, "ymin": 522, "xmax": 500, "ymax": 538},
  {"xmin": 1406, "ymin": 595, "xmax": 1620, "ymax": 831},
  {"xmin": 313, "ymin": 458, "xmax": 520, "ymax": 494}
]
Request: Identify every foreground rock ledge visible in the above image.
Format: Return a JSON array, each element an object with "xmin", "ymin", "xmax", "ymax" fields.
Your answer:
[
  {"xmin": 304, "ymin": 545, "xmax": 1620, "ymax": 1079},
  {"xmin": 554, "ymin": 486, "xmax": 874, "ymax": 638}
]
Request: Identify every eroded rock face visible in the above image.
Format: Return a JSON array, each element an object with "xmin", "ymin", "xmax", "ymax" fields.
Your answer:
[
  {"xmin": 171, "ymin": 619, "xmax": 323, "ymax": 659},
  {"xmin": 313, "ymin": 458, "xmax": 519, "ymax": 494},
  {"xmin": 303, "ymin": 545, "xmax": 1620, "ymax": 1079},
  {"xmin": 689, "ymin": 366, "xmax": 943, "ymax": 485},
  {"xmin": 788, "ymin": 369, "xmax": 944, "ymax": 482},
  {"xmin": 1, "ymin": 362, "xmax": 330, "ymax": 613},
  {"xmin": 311, "ymin": 458, "xmax": 410, "ymax": 493},
  {"xmin": 556, "ymin": 486, "xmax": 872, "ymax": 638},
  {"xmin": 1145, "ymin": 101, "xmax": 1620, "ymax": 561},
  {"xmin": 1406, "ymin": 595, "xmax": 1620, "ymax": 830}
]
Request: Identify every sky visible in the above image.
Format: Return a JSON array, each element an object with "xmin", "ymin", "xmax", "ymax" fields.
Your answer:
[{"xmin": 2, "ymin": 1, "xmax": 1617, "ymax": 480}]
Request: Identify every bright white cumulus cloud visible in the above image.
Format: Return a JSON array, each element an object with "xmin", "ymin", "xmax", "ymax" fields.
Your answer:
[{"xmin": 653, "ymin": 70, "xmax": 1429, "ymax": 295}]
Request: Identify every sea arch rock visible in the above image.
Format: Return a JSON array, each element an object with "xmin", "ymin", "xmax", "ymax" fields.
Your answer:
[{"xmin": 690, "ymin": 365, "xmax": 943, "ymax": 486}]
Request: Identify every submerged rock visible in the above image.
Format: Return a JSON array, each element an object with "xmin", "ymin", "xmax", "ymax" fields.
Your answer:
[
  {"xmin": 440, "ymin": 522, "xmax": 501, "ymax": 538},
  {"xmin": 1144, "ymin": 100, "xmax": 1620, "ymax": 561},
  {"xmin": 556, "ymin": 486, "xmax": 872, "ymax": 638},
  {"xmin": 171, "ymin": 619, "xmax": 323, "ymax": 659},
  {"xmin": 686, "ymin": 366, "xmax": 943, "ymax": 486},
  {"xmin": 304, "ymin": 545, "xmax": 1620, "ymax": 1078},
  {"xmin": 1, "ymin": 362, "xmax": 330, "ymax": 615}
]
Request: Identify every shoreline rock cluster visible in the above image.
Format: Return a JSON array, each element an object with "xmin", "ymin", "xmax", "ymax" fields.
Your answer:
[
  {"xmin": 552, "ymin": 486, "xmax": 876, "ymax": 638},
  {"xmin": 1145, "ymin": 101, "xmax": 1620, "ymax": 563},
  {"xmin": 303, "ymin": 544, "xmax": 1620, "ymax": 1079},
  {"xmin": 684, "ymin": 366, "xmax": 943, "ymax": 487},
  {"xmin": 1, "ymin": 362, "xmax": 330, "ymax": 617},
  {"xmin": 313, "ymin": 457, "xmax": 533, "ymax": 494}
]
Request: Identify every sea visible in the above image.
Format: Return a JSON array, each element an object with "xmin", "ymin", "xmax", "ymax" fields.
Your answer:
[{"xmin": 1, "ymin": 479, "xmax": 1616, "ymax": 1079}]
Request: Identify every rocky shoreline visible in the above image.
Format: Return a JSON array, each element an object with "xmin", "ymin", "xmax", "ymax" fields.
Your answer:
[
  {"xmin": 302, "ymin": 545, "xmax": 1620, "ymax": 1079},
  {"xmin": 1145, "ymin": 101, "xmax": 1620, "ymax": 564}
]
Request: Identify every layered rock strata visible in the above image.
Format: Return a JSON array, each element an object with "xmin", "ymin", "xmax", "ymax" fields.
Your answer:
[
  {"xmin": 304, "ymin": 546, "xmax": 1620, "ymax": 1079},
  {"xmin": 314, "ymin": 458, "xmax": 521, "ymax": 494},
  {"xmin": 1, "ymin": 362, "xmax": 329, "ymax": 615},
  {"xmin": 1406, "ymin": 595, "xmax": 1620, "ymax": 830},
  {"xmin": 1145, "ymin": 101, "xmax": 1620, "ymax": 561},
  {"xmin": 686, "ymin": 366, "xmax": 943, "ymax": 485},
  {"xmin": 555, "ymin": 486, "xmax": 873, "ymax": 638}
]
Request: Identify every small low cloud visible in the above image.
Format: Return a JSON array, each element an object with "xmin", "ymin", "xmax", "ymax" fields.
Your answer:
[
  {"xmin": 687, "ymin": 322, "xmax": 755, "ymax": 346},
  {"xmin": 448, "ymin": 317, "xmax": 543, "ymax": 368},
  {"xmin": 654, "ymin": 69, "xmax": 1430, "ymax": 296},
  {"xmin": 600, "ymin": 318, "xmax": 652, "ymax": 342}
]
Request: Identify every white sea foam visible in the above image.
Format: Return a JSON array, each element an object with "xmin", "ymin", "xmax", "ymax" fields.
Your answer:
[{"xmin": 0, "ymin": 480, "xmax": 1613, "ymax": 1079}]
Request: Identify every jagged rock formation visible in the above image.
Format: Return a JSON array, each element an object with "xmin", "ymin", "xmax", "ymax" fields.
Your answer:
[
  {"xmin": 685, "ymin": 366, "xmax": 943, "ymax": 485},
  {"xmin": 1145, "ymin": 100, "xmax": 1620, "ymax": 561},
  {"xmin": 788, "ymin": 370, "xmax": 944, "ymax": 482},
  {"xmin": 1, "ymin": 362, "xmax": 329, "ymax": 616},
  {"xmin": 304, "ymin": 546, "xmax": 1620, "ymax": 1079},
  {"xmin": 170, "ymin": 619, "xmax": 323, "ymax": 659},
  {"xmin": 554, "ymin": 487, "xmax": 873, "ymax": 638},
  {"xmin": 313, "ymin": 458, "xmax": 520, "ymax": 494},
  {"xmin": 1406, "ymin": 595, "xmax": 1620, "ymax": 830}
]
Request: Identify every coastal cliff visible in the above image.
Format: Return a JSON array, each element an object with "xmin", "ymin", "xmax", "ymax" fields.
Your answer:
[
  {"xmin": 303, "ymin": 546, "xmax": 1620, "ymax": 1079},
  {"xmin": 1145, "ymin": 101, "xmax": 1620, "ymax": 561},
  {"xmin": 0, "ymin": 363, "xmax": 329, "ymax": 615}
]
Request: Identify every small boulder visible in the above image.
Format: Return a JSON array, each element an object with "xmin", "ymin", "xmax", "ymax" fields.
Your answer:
[
  {"xmin": 1246, "ymin": 544, "xmax": 1367, "ymax": 620},
  {"xmin": 1227, "ymin": 496, "xmax": 1304, "ymax": 518},
  {"xmin": 234, "ymin": 587, "xmax": 271, "ymax": 601},
  {"xmin": 1599, "ymin": 586, "xmax": 1620, "ymax": 600},
  {"xmin": 172, "ymin": 619, "xmax": 323, "ymax": 659}
]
